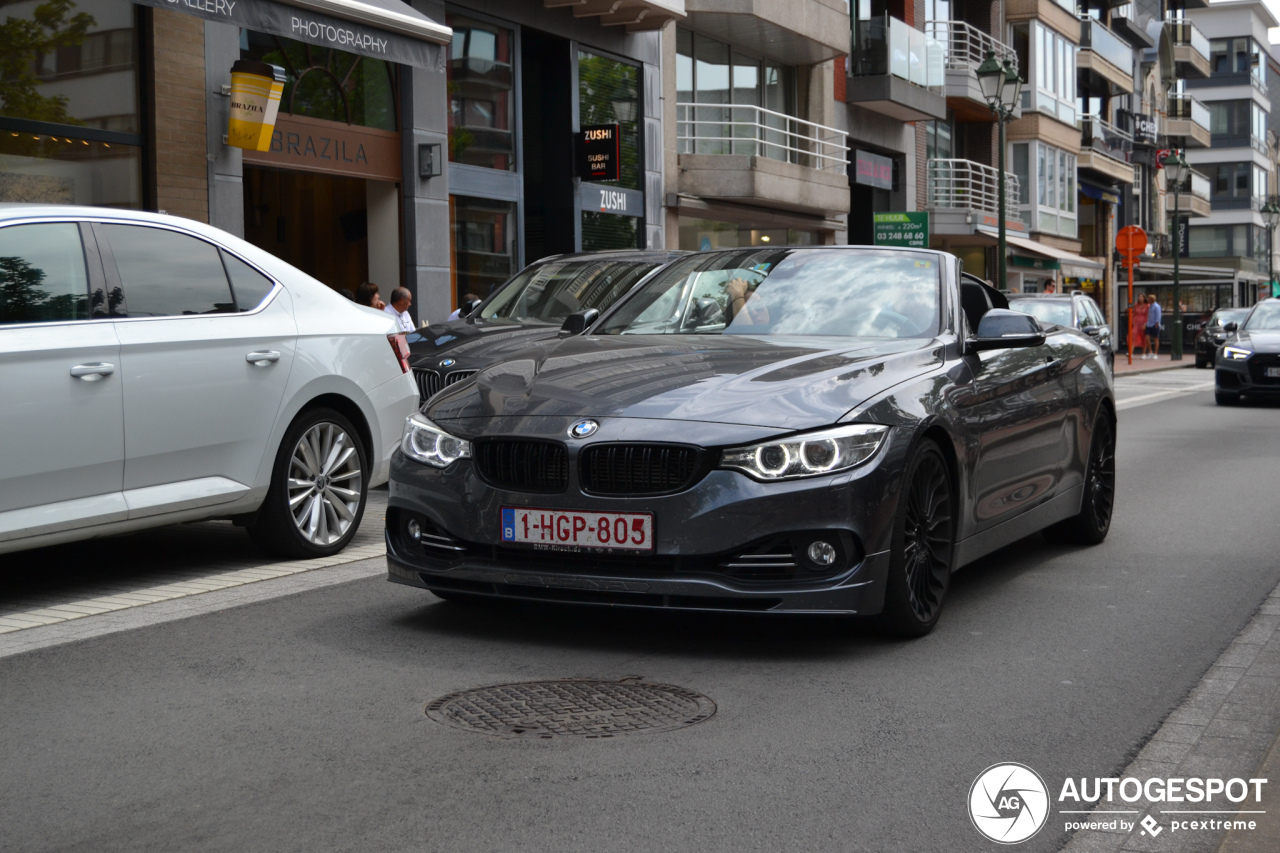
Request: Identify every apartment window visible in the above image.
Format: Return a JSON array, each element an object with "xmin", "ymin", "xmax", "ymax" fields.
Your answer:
[
  {"xmin": 1207, "ymin": 100, "xmax": 1267, "ymax": 151},
  {"xmin": 1209, "ymin": 37, "xmax": 1265, "ymax": 88},
  {"xmin": 924, "ymin": 117, "xmax": 953, "ymax": 160},
  {"xmin": 1189, "ymin": 224, "xmax": 1253, "ymax": 259},
  {"xmin": 1014, "ymin": 141, "xmax": 1076, "ymax": 237},
  {"xmin": 676, "ymin": 29, "xmax": 797, "ymax": 160},
  {"xmin": 445, "ymin": 15, "xmax": 516, "ymax": 170},
  {"xmin": 1012, "ymin": 22, "xmax": 1075, "ymax": 125}
]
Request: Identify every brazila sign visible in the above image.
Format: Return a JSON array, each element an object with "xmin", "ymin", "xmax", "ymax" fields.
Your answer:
[{"xmin": 873, "ymin": 212, "xmax": 929, "ymax": 249}]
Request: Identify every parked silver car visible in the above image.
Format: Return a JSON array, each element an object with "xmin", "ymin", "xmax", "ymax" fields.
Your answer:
[{"xmin": 0, "ymin": 205, "xmax": 418, "ymax": 557}]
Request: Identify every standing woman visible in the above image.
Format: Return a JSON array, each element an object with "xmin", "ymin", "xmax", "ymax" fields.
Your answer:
[{"xmin": 356, "ymin": 282, "xmax": 385, "ymax": 310}]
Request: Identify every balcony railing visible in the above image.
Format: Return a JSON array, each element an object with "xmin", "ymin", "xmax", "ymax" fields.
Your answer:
[
  {"xmin": 927, "ymin": 158, "xmax": 1021, "ymax": 220},
  {"xmin": 675, "ymin": 103, "xmax": 849, "ymax": 174},
  {"xmin": 1081, "ymin": 114, "xmax": 1132, "ymax": 163},
  {"xmin": 1171, "ymin": 170, "xmax": 1211, "ymax": 201},
  {"xmin": 1079, "ymin": 17, "xmax": 1133, "ymax": 76},
  {"xmin": 1166, "ymin": 18, "xmax": 1210, "ymax": 58},
  {"xmin": 851, "ymin": 15, "xmax": 944, "ymax": 90},
  {"xmin": 1168, "ymin": 93, "xmax": 1210, "ymax": 130},
  {"xmin": 923, "ymin": 20, "xmax": 1017, "ymax": 75}
]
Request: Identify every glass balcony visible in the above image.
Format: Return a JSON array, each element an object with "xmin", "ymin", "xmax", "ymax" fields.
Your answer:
[
  {"xmin": 1080, "ymin": 114, "xmax": 1132, "ymax": 163},
  {"xmin": 1079, "ymin": 17, "xmax": 1133, "ymax": 77},
  {"xmin": 1166, "ymin": 18, "xmax": 1210, "ymax": 58},
  {"xmin": 851, "ymin": 15, "xmax": 944, "ymax": 90},
  {"xmin": 1168, "ymin": 94, "xmax": 1209, "ymax": 131}
]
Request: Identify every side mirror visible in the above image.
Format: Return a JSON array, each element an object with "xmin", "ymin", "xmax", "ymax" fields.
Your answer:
[
  {"xmin": 1081, "ymin": 324, "xmax": 1101, "ymax": 337},
  {"xmin": 685, "ymin": 296, "xmax": 725, "ymax": 328},
  {"xmin": 1223, "ymin": 321, "xmax": 1239, "ymax": 333},
  {"xmin": 968, "ymin": 309, "xmax": 1047, "ymax": 352},
  {"xmin": 559, "ymin": 308, "xmax": 600, "ymax": 337}
]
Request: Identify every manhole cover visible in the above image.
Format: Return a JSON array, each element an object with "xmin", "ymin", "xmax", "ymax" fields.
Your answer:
[{"xmin": 426, "ymin": 678, "xmax": 716, "ymax": 739}]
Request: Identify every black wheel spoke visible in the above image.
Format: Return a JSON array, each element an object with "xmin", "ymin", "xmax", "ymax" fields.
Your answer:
[{"xmin": 901, "ymin": 450, "xmax": 953, "ymax": 623}]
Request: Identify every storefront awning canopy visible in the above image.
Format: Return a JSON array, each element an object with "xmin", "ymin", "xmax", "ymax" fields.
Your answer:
[
  {"xmin": 132, "ymin": 0, "xmax": 450, "ymax": 69},
  {"xmin": 1003, "ymin": 234, "xmax": 1106, "ymax": 280}
]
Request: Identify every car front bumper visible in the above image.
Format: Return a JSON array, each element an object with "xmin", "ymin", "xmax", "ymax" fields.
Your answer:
[
  {"xmin": 1215, "ymin": 353, "xmax": 1280, "ymax": 396},
  {"xmin": 384, "ymin": 425, "xmax": 913, "ymax": 615}
]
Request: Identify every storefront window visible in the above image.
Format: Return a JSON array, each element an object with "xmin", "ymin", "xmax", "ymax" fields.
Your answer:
[
  {"xmin": 677, "ymin": 216, "xmax": 818, "ymax": 251},
  {"xmin": 450, "ymin": 195, "xmax": 517, "ymax": 304},
  {"xmin": 578, "ymin": 50, "xmax": 639, "ymax": 191},
  {"xmin": 241, "ymin": 32, "xmax": 396, "ymax": 130},
  {"xmin": 0, "ymin": 0, "xmax": 143, "ymax": 207},
  {"xmin": 445, "ymin": 14, "xmax": 514, "ymax": 170}
]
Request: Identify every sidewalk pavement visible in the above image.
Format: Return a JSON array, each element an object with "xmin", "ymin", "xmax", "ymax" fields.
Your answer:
[
  {"xmin": 1216, "ymin": 731, "xmax": 1280, "ymax": 853},
  {"xmin": 1113, "ymin": 354, "xmax": 1200, "ymax": 377}
]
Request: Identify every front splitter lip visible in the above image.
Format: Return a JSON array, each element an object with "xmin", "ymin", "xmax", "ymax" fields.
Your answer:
[{"xmin": 386, "ymin": 550, "xmax": 891, "ymax": 616}]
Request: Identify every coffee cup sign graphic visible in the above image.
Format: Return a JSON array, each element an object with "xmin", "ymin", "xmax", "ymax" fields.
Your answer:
[{"xmin": 227, "ymin": 61, "xmax": 286, "ymax": 152}]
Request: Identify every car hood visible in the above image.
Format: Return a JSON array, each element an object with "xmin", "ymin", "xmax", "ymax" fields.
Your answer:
[
  {"xmin": 406, "ymin": 319, "xmax": 560, "ymax": 368},
  {"xmin": 424, "ymin": 334, "xmax": 941, "ymax": 430},
  {"xmin": 1236, "ymin": 330, "xmax": 1280, "ymax": 352}
]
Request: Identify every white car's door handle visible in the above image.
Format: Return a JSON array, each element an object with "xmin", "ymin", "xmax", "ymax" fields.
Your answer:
[
  {"xmin": 246, "ymin": 351, "xmax": 281, "ymax": 366},
  {"xmin": 70, "ymin": 362, "xmax": 115, "ymax": 381}
]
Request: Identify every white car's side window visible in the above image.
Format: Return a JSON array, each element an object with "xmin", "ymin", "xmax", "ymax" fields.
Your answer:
[
  {"xmin": 0, "ymin": 223, "xmax": 91, "ymax": 326},
  {"xmin": 220, "ymin": 250, "xmax": 275, "ymax": 312},
  {"xmin": 101, "ymin": 224, "xmax": 236, "ymax": 317}
]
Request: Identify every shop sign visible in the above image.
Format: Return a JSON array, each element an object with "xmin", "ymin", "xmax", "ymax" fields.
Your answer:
[
  {"xmin": 579, "ymin": 183, "xmax": 643, "ymax": 218},
  {"xmin": 873, "ymin": 212, "xmax": 928, "ymax": 248},
  {"xmin": 129, "ymin": 0, "xmax": 446, "ymax": 69},
  {"xmin": 1011, "ymin": 255, "xmax": 1060, "ymax": 271},
  {"xmin": 575, "ymin": 124, "xmax": 621, "ymax": 182},
  {"xmin": 1132, "ymin": 113, "xmax": 1158, "ymax": 146},
  {"xmin": 241, "ymin": 114, "xmax": 401, "ymax": 181},
  {"xmin": 855, "ymin": 150, "xmax": 893, "ymax": 190},
  {"xmin": 226, "ymin": 60, "xmax": 284, "ymax": 152}
]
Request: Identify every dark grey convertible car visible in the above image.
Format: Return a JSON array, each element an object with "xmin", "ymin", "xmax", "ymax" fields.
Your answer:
[{"xmin": 386, "ymin": 247, "xmax": 1116, "ymax": 636}]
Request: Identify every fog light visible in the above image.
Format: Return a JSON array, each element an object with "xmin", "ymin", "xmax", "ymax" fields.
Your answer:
[
  {"xmin": 407, "ymin": 518, "xmax": 422, "ymax": 542},
  {"xmin": 807, "ymin": 540, "xmax": 837, "ymax": 566}
]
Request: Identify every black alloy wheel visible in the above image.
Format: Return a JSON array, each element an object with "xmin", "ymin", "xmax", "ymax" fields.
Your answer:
[
  {"xmin": 878, "ymin": 440, "xmax": 954, "ymax": 638},
  {"xmin": 1044, "ymin": 412, "xmax": 1115, "ymax": 545}
]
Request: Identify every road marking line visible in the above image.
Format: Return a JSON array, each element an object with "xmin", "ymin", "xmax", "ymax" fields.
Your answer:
[{"xmin": 1116, "ymin": 381, "xmax": 1215, "ymax": 410}]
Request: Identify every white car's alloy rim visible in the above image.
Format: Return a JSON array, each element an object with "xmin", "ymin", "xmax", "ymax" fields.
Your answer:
[{"xmin": 288, "ymin": 423, "xmax": 362, "ymax": 545}]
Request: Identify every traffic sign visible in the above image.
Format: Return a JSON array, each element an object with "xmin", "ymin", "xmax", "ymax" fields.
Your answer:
[{"xmin": 1116, "ymin": 225, "xmax": 1147, "ymax": 265}]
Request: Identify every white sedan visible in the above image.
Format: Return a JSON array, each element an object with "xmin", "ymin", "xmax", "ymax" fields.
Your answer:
[{"xmin": 0, "ymin": 204, "xmax": 418, "ymax": 557}]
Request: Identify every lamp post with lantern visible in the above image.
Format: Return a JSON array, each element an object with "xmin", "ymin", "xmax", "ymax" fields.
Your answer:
[
  {"xmin": 976, "ymin": 51, "xmax": 1022, "ymax": 292},
  {"xmin": 1164, "ymin": 151, "xmax": 1189, "ymax": 360}
]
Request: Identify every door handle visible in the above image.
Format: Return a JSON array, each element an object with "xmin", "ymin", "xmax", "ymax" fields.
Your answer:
[
  {"xmin": 70, "ymin": 362, "xmax": 115, "ymax": 381},
  {"xmin": 246, "ymin": 351, "xmax": 281, "ymax": 366}
]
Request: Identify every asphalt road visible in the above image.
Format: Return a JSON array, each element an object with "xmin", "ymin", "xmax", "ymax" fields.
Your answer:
[{"xmin": 1, "ymin": 378, "xmax": 1277, "ymax": 853}]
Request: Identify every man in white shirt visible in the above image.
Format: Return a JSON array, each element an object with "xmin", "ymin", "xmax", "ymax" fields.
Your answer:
[{"xmin": 384, "ymin": 287, "xmax": 414, "ymax": 332}]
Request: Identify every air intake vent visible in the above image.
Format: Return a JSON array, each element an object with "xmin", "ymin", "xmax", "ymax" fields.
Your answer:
[
  {"xmin": 579, "ymin": 444, "xmax": 706, "ymax": 496},
  {"xmin": 474, "ymin": 439, "xmax": 569, "ymax": 493}
]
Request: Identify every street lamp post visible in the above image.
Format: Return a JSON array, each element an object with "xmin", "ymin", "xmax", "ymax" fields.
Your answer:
[
  {"xmin": 1263, "ymin": 199, "xmax": 1280, "ymax": 298},
  {"xmin": 1164, "ymin": 151, "xmax": 1189, "ymax": 361},
  {"xmin": 976, "ymin": 52, "xmax": 1022, "ymax": 292}
]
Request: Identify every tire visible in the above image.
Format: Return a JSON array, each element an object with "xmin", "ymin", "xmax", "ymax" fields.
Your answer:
[
  {"xmin": 1215, "ymin": 389, "xmax": 1241, "ymax": 406},
  {"xmin": 1195, "ymin": 354, "xmax": 1208, "ymax": 369},
  {"xmin": 876, "ymin": 439, "xmax": 955, "ymax": 638},
  {"xmin": 1043, "ymin": 411, "xmax": 1115, "ymax": 546},
  {"xmin": 248, "ymin": 407, "xmax": 368, "ymax": 558}
]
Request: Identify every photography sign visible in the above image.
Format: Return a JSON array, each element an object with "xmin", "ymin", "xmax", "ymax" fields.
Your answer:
[
  {"xmin": 873, "ymin": 212, "xmax": 929, "ymax": 249},
  {"xmin": 575, "ymin": 124, "xmax": 621, "ymax": 182}
]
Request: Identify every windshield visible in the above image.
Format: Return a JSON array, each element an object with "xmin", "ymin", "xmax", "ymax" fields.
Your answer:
[
  {"xmin": 1243, "ymin": 302, "xmax": 1280, "ymax": 331},
  {"xmin": 595, "ymin": 248, "xmax": 942, "ymax": 338},
  {"xmin": 1211, "ymin": 309, "xmax": 1249, "ymax": 328},
  {"xmin": 1008, "ymin": 299, "xmax": 1073, "ymax": 327},
  {"xmin": 478, "ymin": 259, "xmax": 659, "ymax": 323}
]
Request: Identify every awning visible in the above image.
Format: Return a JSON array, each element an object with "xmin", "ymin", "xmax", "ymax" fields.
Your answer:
[
  {"xmin": 1003, "ymin": 234, "xmax": 1106, "ymax": 280},
  {"xmin": 1080, "ymin": 182, "xmax": 1121, "ymax": 205},
  {"xmin": 132, "ymin": 0, "xmax": 450, "ymax": 69}
]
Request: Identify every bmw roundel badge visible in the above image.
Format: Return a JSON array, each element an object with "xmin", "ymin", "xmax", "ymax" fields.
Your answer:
[
  {"xmin": 441, "ymin": 358, "xmax": 456, "ymax": 367},
  {"xmin": 569, "ymin": 420, "xmax": 599, "ymax": 439}
]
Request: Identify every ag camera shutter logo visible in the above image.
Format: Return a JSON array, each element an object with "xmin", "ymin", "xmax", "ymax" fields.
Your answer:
[{"xmin": 968, "ymin": 763, "xmax": 1050, "ymax": 844}]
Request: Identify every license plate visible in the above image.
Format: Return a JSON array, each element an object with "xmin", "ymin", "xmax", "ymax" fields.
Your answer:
[
  {"xmin": 501, "ymin": 507, "xmax": 653, "ymax": 551},
  {"xmin": 1266, "ymin": 367, "xmax": 1280, "ymax": 377}
]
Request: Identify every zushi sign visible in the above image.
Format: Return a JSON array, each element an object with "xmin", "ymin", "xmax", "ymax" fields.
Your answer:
[
  {"xmin": 575, "ymin": 124, "xmax": 621, "ymax": 182},
  {"xmin": 873, "ymin": 212, "xmax": 929, "ymax": 249}
]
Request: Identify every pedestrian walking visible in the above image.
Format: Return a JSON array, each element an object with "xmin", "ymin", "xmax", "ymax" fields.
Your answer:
[
  {"xmin": 1144, "ymin": 293, "xmax": 1162, "ymax": 359},
  {"xmin": 384, "ymin": 287, "xmax": 415, "ymax": 332}
]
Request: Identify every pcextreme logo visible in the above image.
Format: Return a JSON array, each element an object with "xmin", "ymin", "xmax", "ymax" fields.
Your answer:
[{"xmin": 968, "ymin": 763, "xmax": 1051, "ymax": 844}]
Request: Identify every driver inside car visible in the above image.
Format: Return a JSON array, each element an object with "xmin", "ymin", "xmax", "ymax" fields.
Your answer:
[{"xmin": 725, "ymin": 277, "xmax": 771, "ymax": 327}]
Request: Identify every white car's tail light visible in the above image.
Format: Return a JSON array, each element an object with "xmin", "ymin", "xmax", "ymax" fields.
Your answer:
[{"xmin": 388, "ymin": 333, "xmax": 411, "ymax": 373}]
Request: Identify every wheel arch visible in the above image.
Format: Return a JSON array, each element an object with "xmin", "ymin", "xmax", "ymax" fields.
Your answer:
[{"xmin": 293, "ymin": 393, "xmax": 375, "ymax": 463}]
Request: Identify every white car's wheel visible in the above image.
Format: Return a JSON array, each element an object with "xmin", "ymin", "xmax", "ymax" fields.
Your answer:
[{"xmin": 249, "ymin": 407, "xmax": 368, "ymax": 557}]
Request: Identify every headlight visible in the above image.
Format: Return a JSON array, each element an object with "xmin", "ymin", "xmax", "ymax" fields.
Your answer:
[
  {"xmin": 1221, "ymin": 346, "xmax": 1251, "ymax": 361},
  {"xmin": 720, "ymin": 424, "xmax": 889, "ymax": 481},
  {"xmin": 401, "ymin": 414, "xmax": 471, "ymax": 468}
]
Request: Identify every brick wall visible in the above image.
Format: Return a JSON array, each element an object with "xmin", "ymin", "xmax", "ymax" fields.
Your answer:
[{"xmin": 148, "ymin": 9, "xmax": 209, "ymax": 223}]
